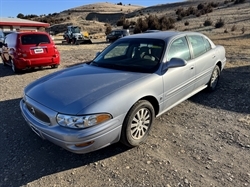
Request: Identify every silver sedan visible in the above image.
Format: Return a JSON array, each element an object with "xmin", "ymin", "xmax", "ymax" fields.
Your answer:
[{"xmin": 20, "ymin": 31, "xmax": 226, "ymax": 154}]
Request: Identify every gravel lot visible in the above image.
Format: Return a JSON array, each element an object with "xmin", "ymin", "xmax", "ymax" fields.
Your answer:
[{"xmin": 0, "ymin": 37, "xmax": 250, "ymax": 187}]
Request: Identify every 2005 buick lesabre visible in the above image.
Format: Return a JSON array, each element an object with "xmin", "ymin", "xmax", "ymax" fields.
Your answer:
[{"xmin": 20, "ymin": 31, "xmax": 226, "ymax": 154}]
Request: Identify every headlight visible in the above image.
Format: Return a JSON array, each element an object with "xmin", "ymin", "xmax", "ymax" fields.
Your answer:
[{"xmin": 56, "ymin": 113, "xmax": 112, "ymax": 129}]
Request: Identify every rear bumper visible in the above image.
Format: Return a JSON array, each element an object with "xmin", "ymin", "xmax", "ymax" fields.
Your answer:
[{"xmin": 15, "ymin": 55, "xmax": 60, "ymax": 69}]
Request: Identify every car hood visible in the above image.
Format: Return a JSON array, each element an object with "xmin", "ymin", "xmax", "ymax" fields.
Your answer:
[{"xmin": 25, "ymin": 64, "xmax": 149, "ymax": 114}]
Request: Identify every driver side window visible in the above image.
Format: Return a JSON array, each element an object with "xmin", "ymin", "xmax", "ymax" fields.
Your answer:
[{"xmin": 167, "ymin": 37, "xmax": 191, "ymax": 61}]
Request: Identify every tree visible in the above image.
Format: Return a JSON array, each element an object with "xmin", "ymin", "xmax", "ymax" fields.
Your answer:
[
  {"xmin": 17, "ymin": 13, "xmax": 24, "ymax": 19},
  {"xmin": 105, "ymin": 23, "xmax": 112, "ymax": 35}
]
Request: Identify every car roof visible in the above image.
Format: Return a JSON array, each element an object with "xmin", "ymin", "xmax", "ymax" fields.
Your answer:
[
  {"xmin": 112, "ymin": 29, "xmax": 129, "ymax": 32},
  {"xmin": 16, "ymin": 31, "xmax": 50, "ymax": 36},
  {"xmin": 143, "ymin": 30, "xmax": 161, "ymax": 33},
  {"xmin": 122, "ymin": 31, "xmax": 205, "ymax": 42}
]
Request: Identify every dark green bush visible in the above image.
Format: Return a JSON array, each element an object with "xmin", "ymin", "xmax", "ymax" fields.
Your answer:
[
  {"xmin": 231, "ymin": 24, "xmax": 236, "ymax": 31},
  {"xmin": 197, "ymin": 3, "xmax": 205, "ymax": 10},
  {"xmin": 234, "ymin": 0, "xmax": 246, "ymax": 4},
  {"xmin": 116, "ymin": 16, "xmax": 126, "ymax": 26},
  {"xmin": 215, "ymin": 18, "xmax": 225, "ymax": 28},
  {"xmin": 105, "ymin": 24, "xmax": 112, "ymax": 35},
  {"xmin": 203, "ymin": 18, "xmax": 213, "ymax": 26},
  {"xmin": 123, "ymin": 20, "xmax": 130, "ymax": 29}
]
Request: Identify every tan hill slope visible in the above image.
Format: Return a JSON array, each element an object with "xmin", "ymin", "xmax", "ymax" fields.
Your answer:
[{"xmin": 33, "ymin": 0, "xmax": 249, "ymax": 38}]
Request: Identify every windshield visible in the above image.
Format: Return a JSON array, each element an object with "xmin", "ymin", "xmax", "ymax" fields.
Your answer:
[
  {"xmin": 91, "ymin": 38, "xmax": 165, "ymax": 73},
  {"xmin": 72, "ymin": 27, "xmax": 81, "ymax": 33}
]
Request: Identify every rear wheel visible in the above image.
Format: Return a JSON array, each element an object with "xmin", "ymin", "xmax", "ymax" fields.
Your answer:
[
  {"xmin": 66, "ymin": 37, "xmax": 72, "ymax": 44},
  {"xmin": 51, "ymin": 64, "xmax": 59, "ymax": 69},
  {"xmin": 120, "ymin": 100, "xmax": 155, "ymax": 147},
  {"xmin": 10, "ymin": 58, "xmax": 21, "ymax": 73},
  {"xmin": 207, "ymin": 65, "xmax": 220, "ymax": 92},
  {"xmin": 1, "ymin": 55, "xmax": 7, "ymax": 66},
  {"xmin": 1, "ymin": 53, "xmax": 8, "ymax": 66},
  {"xmin": 72, "ymin": 38, "xmax": 77, "ymax": 45}
]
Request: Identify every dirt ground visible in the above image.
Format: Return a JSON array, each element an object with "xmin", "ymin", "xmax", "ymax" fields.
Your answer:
[{"xmin": 1, "ymin": 1, "xmax": 250, "ymax": 186}]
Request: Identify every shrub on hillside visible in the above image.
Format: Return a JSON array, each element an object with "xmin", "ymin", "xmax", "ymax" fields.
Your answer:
[
  {"xmin": 105, "ymin": 23, "xmax": 112, "ymax": 35},
  {"xmin": 241, "ymin": 26, "xmax": 245, "ymax": 34},
  {"xmin": 215, "ymin": 18, "xmax": 225, "ymax": 28},
  {"xmin": 177, "ymin": 15, "xmax": 182, "ymax": 21},
  {"xmin": 186, "ymin": 6, "xmax": 197, "ymax": 15},
  {"xmin": 203, "ymin": 18, "xmax": 213, "ymax": 26},
  {"xmin": 147, "ymin": 15, "xmax": 161, "ymax": 30},
  {"xmin": 209, "ymin": 2, "xmax": 219, "ymax": 8},
  {"xmin": 196, "ymin": 12, "xmax": 201, "ymax": 17},
  {"xmin": 116, "ymin": 16, "xmax": 126, "ymax": 26},
  {"xmin": 123, "ymin": 20, "xmax": 130, "ymax": 29},
  {"xmin": 184, "ymin": 20, "xmax": 189, "ymax": 26},
  {"xmin": 231, "ymin": 24, "xmax": 236, "ymax": 31},
  {"xmin": 197, "ymin": 3, "xmax": 205, "ymax": 10},
  {"xmin": 133, "ymin": 18, "xmax": 148, "ymax": 33},
  {"xmin": 234, "ymin": 0, "xmax": 246, "ymax": 4},
  {"xmin": 160, "ymin": 16, "xmax": 175, "ymax": 30}
]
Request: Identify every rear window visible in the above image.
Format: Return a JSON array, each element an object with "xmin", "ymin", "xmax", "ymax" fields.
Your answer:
[{"xmin": 21, "ymin": 34, "xmax": 50, "ymax": 45}]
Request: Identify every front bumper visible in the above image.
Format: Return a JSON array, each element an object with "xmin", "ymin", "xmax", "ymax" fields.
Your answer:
[{"xmin": 20, "ymin": 96, "xmax": 123, "ymax": 154}]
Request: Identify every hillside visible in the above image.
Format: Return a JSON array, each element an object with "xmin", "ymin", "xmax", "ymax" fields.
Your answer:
[
  {"xmin": 30, "ymin": 0, "xmax": 250, "ymax": 38},
  {"xmin": 45, "ymin": 2, "xmax": 143, "ymax": 35}
]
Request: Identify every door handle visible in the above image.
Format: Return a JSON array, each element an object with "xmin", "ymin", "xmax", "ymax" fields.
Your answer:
[{"xmin": 190, "ymin": 66, "xmax": 194, "ymax": 70}]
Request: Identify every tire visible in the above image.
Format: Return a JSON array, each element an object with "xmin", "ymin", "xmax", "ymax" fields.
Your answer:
[
  {"xmin": 207, "ymin": 65, "xmax": 220, "ymax": 92},
  {"xmin": 120, "ymin": 100, "xmax": 155, "ymax": 147},
  {"xmin": 1, "ymin": 55, "xmax": 7, "ymax": 66},
  {"xmin": 66, "ymin": 37, "xmax": 72, "ymax": 44},
  {"xmin": 1, "ymin": 53, "xmax": 8, "ymax": 66},
  {"xmin": 10, "ymin": 58, "xmax": 21, "ymax": 73},
  {"xmin": 51, "ymin": 64, "xmax": 59, "ymax": 69}
]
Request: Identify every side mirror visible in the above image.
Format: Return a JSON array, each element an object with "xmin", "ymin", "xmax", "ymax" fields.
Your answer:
[{"xmin": 163, "ymin": 58, "xmax": 187, "ymax": 72}]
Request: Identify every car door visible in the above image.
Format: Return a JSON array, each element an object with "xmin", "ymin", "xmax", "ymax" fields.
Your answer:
[
  {"xmin": 186, "ymin": 35, "xmax": 216, "ymax": 89},
  {"xmin": 162, "ymin": 36, "xmax": 196, "ymax": 110}
]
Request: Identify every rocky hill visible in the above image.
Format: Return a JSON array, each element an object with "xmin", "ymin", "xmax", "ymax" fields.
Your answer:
[{"xmin": 30, "ymin": 0, "xmax": 249, "ymax": 38}]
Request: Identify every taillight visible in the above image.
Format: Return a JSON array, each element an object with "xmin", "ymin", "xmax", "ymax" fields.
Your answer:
[
  {"xmin": 53, "ymin": 45, "xmax": 58, "ymax": 52},
  {"xmin": 16, "ymin": 48, "xmax": 22, "ymax": 56}
]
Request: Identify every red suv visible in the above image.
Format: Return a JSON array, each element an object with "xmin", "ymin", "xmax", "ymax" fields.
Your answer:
[{"xmin": 1, "ymin": 31, "xmax": 60, "ymax": 73}]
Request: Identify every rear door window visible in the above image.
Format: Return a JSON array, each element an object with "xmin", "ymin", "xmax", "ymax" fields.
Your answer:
[
  {"xmin": 187, "ymin": 35, "xmax": 207, "ymax": 58},
  {"xmin": 21, "ymin": 34, "xmax": 50, "ymax": 45}
]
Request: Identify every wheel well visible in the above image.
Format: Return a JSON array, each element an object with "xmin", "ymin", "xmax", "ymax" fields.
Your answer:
[
  {"xmin": 216, "ymin": 61, "xmax": 222, "ymax": 70},
  {"xmin": 139, "ymin": 96, "xmax": 159, "ymax": 117}
]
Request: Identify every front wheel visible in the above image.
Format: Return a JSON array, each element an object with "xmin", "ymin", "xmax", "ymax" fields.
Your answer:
[
  {"xmin": 207, "ymin": 65, "xmax": 220, "ymax": 92},
  {"xmin": 120, "ymin": 100, "xmax": 155, "ymax": 147}
]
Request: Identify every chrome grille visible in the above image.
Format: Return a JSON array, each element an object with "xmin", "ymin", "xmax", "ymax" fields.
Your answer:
[{"xmin": 26, "ymin": 102, "xmax": 50, "ymax": 123}]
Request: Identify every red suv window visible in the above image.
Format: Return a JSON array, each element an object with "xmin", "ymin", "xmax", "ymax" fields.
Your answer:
[{"xmin": 21, "ymin": 34, "xmax": 51, "ymax": 45}]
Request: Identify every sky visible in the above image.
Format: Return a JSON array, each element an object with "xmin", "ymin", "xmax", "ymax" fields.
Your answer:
[{"xmin": 0, "ymin": 0, "xmax": 184, "ymax": 18}]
